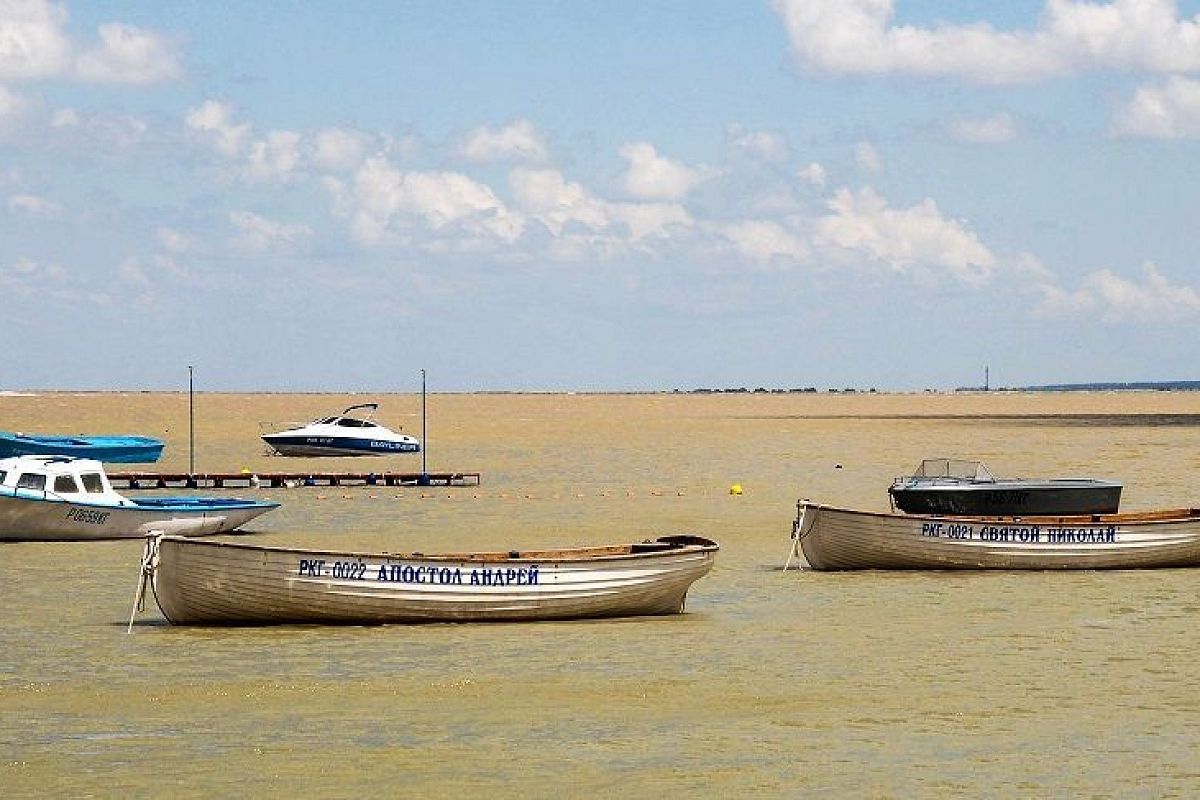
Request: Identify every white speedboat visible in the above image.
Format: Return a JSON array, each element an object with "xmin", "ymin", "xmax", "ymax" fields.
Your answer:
[
  {"xmin": 261, "ymin": 403, "xmax": 420, "ymax": 457},
  {"xmin": 0, "ymin": 455, "xmax": 278, "ymax": 541}
]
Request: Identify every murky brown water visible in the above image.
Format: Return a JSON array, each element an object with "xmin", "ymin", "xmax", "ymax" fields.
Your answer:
[{"xmin": 4, "ymin": 391, "xmax": 1200, "ymax": 797}]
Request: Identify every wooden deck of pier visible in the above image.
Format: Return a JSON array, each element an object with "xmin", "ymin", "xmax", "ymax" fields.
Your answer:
[{"xmin": 108, "ymin": 470, "xmax": 481, "ymax": 489}]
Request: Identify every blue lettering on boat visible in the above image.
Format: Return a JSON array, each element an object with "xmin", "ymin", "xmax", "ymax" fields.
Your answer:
[
  {"xmin": 918, "ymin": 521, "xmax": 1119, "ymax": 545},
  {"xmin": 370, "ymin": 440, "xmax": 417, "ymax": 451},
  {"xmin": 978, "ymin": 525, "xmax": 1041, "ymax": 542},
  {"xmin": 467, "ymin": 566, "xmax": 540, "ymax": 585},
  {"xmin": 1045, "ymin": 526, "xmax": 1117, "ymax": 543},
  {"xmin": 376, "ymin": 564, "xmax": 466, "ymax": 584}
]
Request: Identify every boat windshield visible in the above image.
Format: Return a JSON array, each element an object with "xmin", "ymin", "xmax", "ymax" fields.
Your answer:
[
  {"xmin": 913, "ymin": 459, "xmax": 995, "ymax": 481},
  {"xmin": 335, "ymin": 418, "xmax": 375, "ymax": 428},
  {"xmin": 80, "ymin": 473, "xmax": 105, "ymax": 493}
]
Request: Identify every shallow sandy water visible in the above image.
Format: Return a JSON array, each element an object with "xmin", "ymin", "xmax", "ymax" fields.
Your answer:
[{"xmin": 3, "ymin": 391, "xmax": 1200, "ymax": 797}]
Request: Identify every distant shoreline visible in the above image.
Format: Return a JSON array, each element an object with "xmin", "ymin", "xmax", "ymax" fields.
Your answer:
[{"xmin": 3, "ymin": 382, "xmax": 1199, "ymax": 396}]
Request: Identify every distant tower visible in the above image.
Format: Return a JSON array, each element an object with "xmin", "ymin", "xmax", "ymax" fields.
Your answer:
[{"xmin": 984, "ymin": 366, "xmax": 990, "ymax": 392}]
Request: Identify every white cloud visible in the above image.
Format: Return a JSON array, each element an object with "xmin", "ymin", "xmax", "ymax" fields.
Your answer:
[
  {"xmin": 0, "ymin": 2, "xmax": 181, "ymax": 84},
  {"xmin": 727, "ymin": 124, "xmax": 790, "ymax": 162},
  {"xmin": 156, "ymin": 226, "xmax": 194, "ymax": 253},
  {"xmin": 312, "ymin": 127, "xmax": 374, "ymax": 172},
  {"xmin": 1112, "ymin": 76, "xmax": 1200, "ymax": 138},
  {"xmin": 773, "ymin": 0, "xmax": 1200, "ymax": 84},
  {"xmin": 117, "ymin": 256, "xmax": 151, "ymax": 288},
  {"xmin": 6, "ymin": 192, "xmax": 61, "ymax": 217},
  {"xmin": 0, "ymin": 0, "xmax": 71, "ymax": 80},
  {"xmin": 459, "ymin": 119, "xmax": 548, "ymax": 163},
  {"xmin": 798, "ymin": 162, "xmax": 827, "ymax": 188},
  {"xmin": 0, "ymin": 255, "xmax": 66, "ymax": 290},
  {"xmin": 510, "ymin": 166, "xmax": 691, "ymax": 246},
  {"xmin": 720, "ymin": 220, "xmax": 809, "ymax": 264},
  {"xmin": 0, "ymin": 83, "xmax": 28, "ymax": 121},
  {"xmin": 79, "ymin": 112, "xmax": 151, "ymax": 149},
  {"xmin": 230, "ymin": 210, "xmax": 312, "ymax": 251},
  {"xmin": 509, "ymin": 167, "xmax": 610, "ymax": 235},
  {"xmin": 610, "ymin": 201, "xmax": 691, "ymax": 242},
  {"xmin": 947, "ymin": 112, "xmax": 1017, "ymax": 143},
  {"xmin": 619, "ymin": 141, "xmax": 717, "ymax": 200},
  {"xmin": 336, "ymin": 157, "xmax": 525, "ymax": 246},
  {"xmin": 245, "ymin": 130, "xmax": 303, "ymax": 182},
  {"xmin": 74, "ymin": 22, "xmax": 181, "ymax": 84},
  {"xmin": 854, "ymin": 142, "xmax": 882, "ymax": 173},
  {"xmin": 815, "ymin": 186, "xmax": 995, "ymax": 283},
  {"xmin": 50, "ymin": 106, "xmax": 77, "ymax": 127},
  {"xmin": 186, "ymin": 102, "xmax": 305, "ymax": 181},
  {"xmin": 186, "ymin": 100, "xmax": 251, "ymax": 157},
  {"xmin": 1036, "ymin": 262, "xmax": 1200, "ymax": 321}
]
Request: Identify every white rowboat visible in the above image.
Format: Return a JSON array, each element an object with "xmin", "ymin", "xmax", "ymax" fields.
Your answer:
[
  {"xmin": 139, "ymin": 533, "xmax": 719, "ymax": 625},
  {"xmin": 786, "ymin": 501, "xmax": 1200, "ymax": 570}
]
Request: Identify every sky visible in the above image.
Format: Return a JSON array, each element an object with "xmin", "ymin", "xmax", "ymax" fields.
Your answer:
[{"xmin": 3, "ymin": 0, "xmax": 1200, "ymax": 392}]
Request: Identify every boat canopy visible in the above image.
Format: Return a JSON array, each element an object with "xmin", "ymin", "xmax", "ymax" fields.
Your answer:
[
  {"xmin": 0, "ymin": 455, "xmax": 123, "ymax": 502},
  {"xmin": 911, "ymin": 458, "xmax": 995, "ymax": 482}
]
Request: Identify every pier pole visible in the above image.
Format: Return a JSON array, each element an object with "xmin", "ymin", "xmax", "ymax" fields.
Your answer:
[
  {"xmin": 419, "ymin": 369, "xmax": 429, "ymax": 486},
  {"xmin": 188, "ymin": 365, "xmax": 195, "ymax": 476}
]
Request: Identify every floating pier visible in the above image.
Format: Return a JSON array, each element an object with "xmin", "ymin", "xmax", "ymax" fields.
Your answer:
[{"xmin": 108, "ymin": 471, "xmax": 481, "ymax": 490}]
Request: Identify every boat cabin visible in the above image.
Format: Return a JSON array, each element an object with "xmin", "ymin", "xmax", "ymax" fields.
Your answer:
[{"xmin": 0, "ymin": 455, "xmax": 128, "ymax": 504}]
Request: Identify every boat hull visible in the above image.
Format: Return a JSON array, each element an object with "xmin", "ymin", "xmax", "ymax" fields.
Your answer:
[
  {"xmin": 793, "ymin": 502, "xmax": 1200, "ymax": 570},
  {"xmin": 0, "ymin": 493, "xmax": 278, "ymax": 541},
  {"xmin": 261, "ymin": 434, "xmax": 420, "ymax": 457},
  {"xmin": 150, "ymin": 535, "xmax": 719, "ymax": 625},
  {"xmin": 0, "ymin": 433, "xmax": 164, "ymax": 463},
  {"xmin": 890, "ymin": 481, "xmax": 1122, "ymax": 516}
]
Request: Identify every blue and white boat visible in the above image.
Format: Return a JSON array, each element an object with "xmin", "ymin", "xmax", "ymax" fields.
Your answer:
[
  {"xmin": 0, "ymin": 431, "xmax": 164, "ymax": 463},
  {"xmin": 0, "ymin": 455, "xmax": 279, "ymax": 541},
  {"xmin": 261, "ymin": 404, "xmax": 420, "ymax": 457}
]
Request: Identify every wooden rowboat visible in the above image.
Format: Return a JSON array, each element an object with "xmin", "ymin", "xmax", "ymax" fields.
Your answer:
[
  {"xmin": 135, "ymin": 533, "xmax": 719, "ymax": 625},
  {"xmin": 785, "ymin": 501, "xmax": 1200, "ymax": 570}
]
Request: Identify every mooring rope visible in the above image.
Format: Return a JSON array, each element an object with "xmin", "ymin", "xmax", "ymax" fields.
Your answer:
[
  {"xmin": 782, "ymin": 502, "xmax": 816, "ymax": 571},
  {"xmin": 126, "ymin": 533, "xmax": 162, "ymax": 634}
]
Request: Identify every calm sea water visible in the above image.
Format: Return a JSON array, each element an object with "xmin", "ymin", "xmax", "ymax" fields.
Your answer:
[{"xmin": 3, "ymin": 391, "xmax": 1200, "ymax": 797}]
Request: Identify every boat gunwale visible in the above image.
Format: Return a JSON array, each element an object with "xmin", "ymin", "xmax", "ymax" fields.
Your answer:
[
  {"xmin": 798, "ymin": 501, "xmax": 1200, "ymax": 526},
  {"xmin": 889, "ymin": 478, "xmax": 1123, "ymax": 490},
  {"xmin": 155, "ymin": 533, "xmax": 720, "ymax": 564},
  {"xmin": 0, "ymin": 486, "xmax": 279, "ymax": 511}
]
